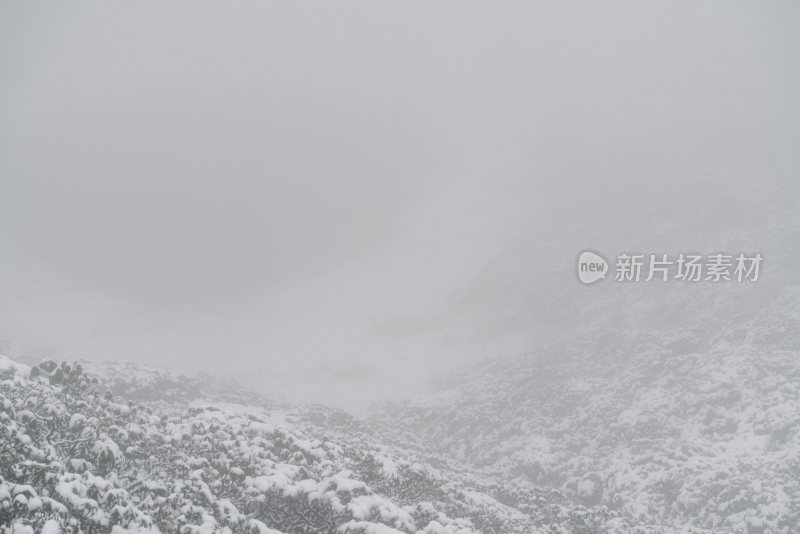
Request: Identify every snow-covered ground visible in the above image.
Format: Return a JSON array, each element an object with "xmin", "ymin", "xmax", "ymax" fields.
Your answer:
[
  {"xmin": 1, "ymin": 350, "xmax": 725, "ymax": 534},
  {"xmin": 2, "ymin": 276, "xmax": 799, "ymax": 533}
]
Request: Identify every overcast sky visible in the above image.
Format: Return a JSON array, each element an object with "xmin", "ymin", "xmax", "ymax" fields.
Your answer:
[{"xmin": 1, "ymin": 2, "xmax": 799, "ymax": 410}]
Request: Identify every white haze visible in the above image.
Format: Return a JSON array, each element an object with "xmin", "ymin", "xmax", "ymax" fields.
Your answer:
[{"xmin": 1, "ymin": 2, "xmax": 799, "ymax": 410}]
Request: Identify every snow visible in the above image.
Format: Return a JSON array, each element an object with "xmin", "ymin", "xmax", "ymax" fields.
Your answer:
[
  {"xmin": 68, "ymin": 413, "xmax": 87, "ymax": 430},
  {"xmin": 336, "ymin": 521, "xmax": 405, "ymax": 534},
  {"xmin": 0, "ymin": 354, "xmax": 30, "ymax": 376},
  {"xmin": 6, "ymin": 299, "xmax": 800, "ymax": 534},
  {"xmin": 40, "ymin": 520, "xmax": 60, "ymax": 534}
]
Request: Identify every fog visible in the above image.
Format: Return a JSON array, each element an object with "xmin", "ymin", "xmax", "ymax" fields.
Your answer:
[{"xmin": 1, "ymin": 2, "xmax": 799, "ymax": 410}]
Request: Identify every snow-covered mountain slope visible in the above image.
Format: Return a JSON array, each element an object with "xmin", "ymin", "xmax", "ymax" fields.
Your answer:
[
  {"xmin": 372, "ymin": 288, "xmax": 800, "ymax": 533},
  {"xmin": 1, "ymin": 354, "xmax": 712, "ymax": 534},
  {"xmin": 4, "ymin": 257, "xmax": 796, "ymax": 532}
]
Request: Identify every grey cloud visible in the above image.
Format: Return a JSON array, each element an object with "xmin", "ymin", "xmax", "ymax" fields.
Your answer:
[{"xmin": 1, "ymin": 1, "xmax": 798, "ymax": 409}]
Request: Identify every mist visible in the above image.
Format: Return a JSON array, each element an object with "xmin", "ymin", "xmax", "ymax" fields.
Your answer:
[{"xmin": 2, "ymin": 1, "xmax": 799, "ymax": 411}]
